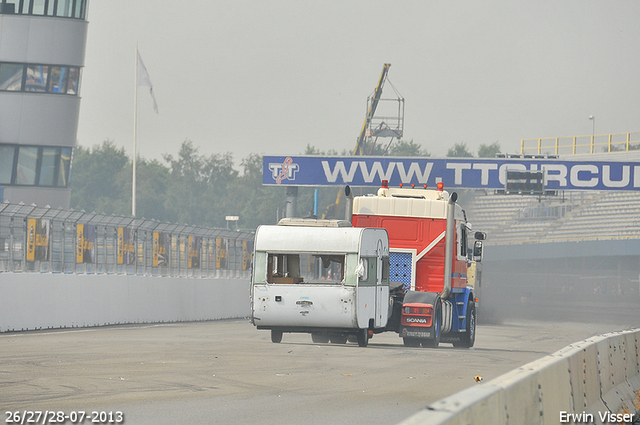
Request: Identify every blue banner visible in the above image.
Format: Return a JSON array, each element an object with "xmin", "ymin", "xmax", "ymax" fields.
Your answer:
[{"xmin": 263, "ymin": 156, "xmax": 640, "ymax": 191}]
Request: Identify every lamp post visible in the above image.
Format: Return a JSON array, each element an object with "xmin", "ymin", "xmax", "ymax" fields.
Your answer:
[{"xmin": 589, "ymin": 115, "xmax": 595, "ymax": 153}]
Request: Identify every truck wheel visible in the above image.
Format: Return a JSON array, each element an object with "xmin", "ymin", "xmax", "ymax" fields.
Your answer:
[
  {"xmin": 357, "ymin": 329, "xmax": 369, "ymax": 347},
  {"xmin": 423, "ymin": 300, "xmax": 441, "ymax": 348},
  {"xmin": 311, "ymin": 333, "xmax": 329, "ymax": 343},
  {"xmin": 271, "ymin": 330, "xmax": 283, "ymax": 343},
  {"xmin": 454, "ymin": 302, "xmax": 476, "ymax": 348}
]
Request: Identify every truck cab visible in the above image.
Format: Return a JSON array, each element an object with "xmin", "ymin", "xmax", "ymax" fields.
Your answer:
[{"xmin": 351, "ymin": 181, "xmax": 483, "ymax": 348}]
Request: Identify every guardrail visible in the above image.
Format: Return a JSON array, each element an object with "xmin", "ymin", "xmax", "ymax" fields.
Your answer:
[
  {"xmin": 399, "ymin": 328, "xmax": 640, "ymax": 425},
  {"xmin": 521, "ymin": 131, "xmax": 640, "ymax": 155},
  {"xmin": 0, "ymin": 201, "xmax": 254, "ymax": 278}
]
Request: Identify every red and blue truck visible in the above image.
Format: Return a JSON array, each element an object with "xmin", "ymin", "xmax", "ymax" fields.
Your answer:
[
  {"xmin": 350, "ymin": 180, "xmax": 485, "ymax": 347},
  {"xmin": 251, "ymin": 181, "xmax": 485, "ymax": 348}
]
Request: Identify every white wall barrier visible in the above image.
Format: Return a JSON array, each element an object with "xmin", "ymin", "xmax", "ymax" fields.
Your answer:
[
  {"xmin": 399, "ymin": 329, "xmax": 640, "ymax": 425},
  {"xmin": 0, "ymin": 274, "xmax": 250, "ymax": 332}
]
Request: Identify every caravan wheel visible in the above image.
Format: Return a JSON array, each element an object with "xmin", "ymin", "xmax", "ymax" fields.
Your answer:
[
  {"xmin": 356, "ymin": 329, "xmax": 369, "ymax": 347},
  {"xmin": 271, "ymin": 330, "xmax": 283, "ymax": 343}
]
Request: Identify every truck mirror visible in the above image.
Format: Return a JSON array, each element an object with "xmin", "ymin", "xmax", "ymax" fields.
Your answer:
[
  {"xmin": 474, "ymin": 231, "xmax": 486, "ymax": 240},
  {"xmin": 473, "ymin": 241, "xmax": 483, "ymax": 262}
]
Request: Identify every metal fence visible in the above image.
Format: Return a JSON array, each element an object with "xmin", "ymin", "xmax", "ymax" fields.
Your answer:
[
  {"xmin": 521, "ymin": 131, "xmax": 640, "ymax": 155},
  {"xmin": 0, "ymin": 202, "xmax": 254, "ymax": 278}
]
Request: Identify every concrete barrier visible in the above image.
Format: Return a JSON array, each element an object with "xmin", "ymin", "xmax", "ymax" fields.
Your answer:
[
  {"xmin": 399, "ymin": 329, "xmax": 640, "ymax": 425},
  {"xmin": 0, "ymin": 273, "xmax": 251, "ymax": 332}
]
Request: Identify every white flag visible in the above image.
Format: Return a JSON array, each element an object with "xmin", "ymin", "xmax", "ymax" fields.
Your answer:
[{"xmin": 137, "ymin": 50, "xmax": 158, "ymax": 113}]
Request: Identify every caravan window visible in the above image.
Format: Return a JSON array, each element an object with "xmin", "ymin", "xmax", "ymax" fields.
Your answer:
[
  {"xmin": 357, "ymin": 257, "xmax": 376, "ymax": 286},
  {"xmin": 311, "ymin": 254, "xmax": 344, "ymax": 283},
  {"xmin": 266, "ymin": 253, "xmax": 345, "ymax": 284}
]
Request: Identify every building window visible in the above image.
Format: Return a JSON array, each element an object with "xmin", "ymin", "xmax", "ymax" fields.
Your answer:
[
  {"xmin": 73, "ymin": 0, "xmax": 84, "ymax": 18},
  {"xmin": 67, "ymin": 67, "xmax": 79, "ymax": 95},
  {"xmin": 31, "ymin": 0, "xmax": 47, "ymax": 15},
  {"xmin": 0, "ymin": 145, "xmax": 16, "ymax": 184},
  {"xmin": 58, "ymin": 147, "xmax": 71, "ymax": 186},
  {"xmin": 0, "ymin": 63, "xmax": 23, "ymax": 91},
  {"xmin": 15, "ymin": 146, "xmax": 39, "ymax": 185},
  {"xmin": 39, "ymin": 147, "xmax": 58, "ymax": 186},
  {"xmin": 0, "ymin": 0, "xmax": 86, "ymax": 18},
  {"xmin": 0, "ymin": 62, "xmax": 81, "ymax": 96},
  {"xmin": 48, "ymin": 66, "xmax": 67, "ymax": 93},
  {"xmin": 25, "ymin": 64, "xmax": 48, "ymax": 92},
  {"xmin": 0, "ymin": 143, "xmax": 73, "ymax": 187},
  {"xmin": 1, "ymin": 0, "xmax": 20, "ymax": 14},
  {"xmin": 55, "ymin": 0, "xmax": 72, "ymax": 17}
]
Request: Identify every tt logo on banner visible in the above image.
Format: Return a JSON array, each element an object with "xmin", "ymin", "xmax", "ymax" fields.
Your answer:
[{"xmin": 268, "ymin": 157, "xmax": 299, "ymax": 184}]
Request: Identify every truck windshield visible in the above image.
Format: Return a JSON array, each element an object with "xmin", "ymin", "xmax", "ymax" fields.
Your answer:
[{"xmin": 267, "ymin": 253, "xmax": 345, "ymax": 284}]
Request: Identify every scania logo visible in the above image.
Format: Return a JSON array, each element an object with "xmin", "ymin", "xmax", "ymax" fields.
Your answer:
[
  {"xmin": 406, "ymin": 317, "xmax": 428, "ymax": 324},
  {"xmin": 269, "ymin": 157, "xmax": 299, "ymax": 184}
]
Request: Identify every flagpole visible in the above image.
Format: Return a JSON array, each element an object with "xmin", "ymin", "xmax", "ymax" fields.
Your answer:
[{"xmin": 132, "ymin": 42, "xmax": 138, "ymax": 217}]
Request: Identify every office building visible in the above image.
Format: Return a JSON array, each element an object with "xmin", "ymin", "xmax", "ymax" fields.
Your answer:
[{"xmin": 0, "ymin": 0, "xmax": 88, "ymax": 208}]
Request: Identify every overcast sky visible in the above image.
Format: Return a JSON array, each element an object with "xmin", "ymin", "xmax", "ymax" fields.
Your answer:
[{"xmin": 76, "ymin": 1, "xmax": 640, "ymax": 165}]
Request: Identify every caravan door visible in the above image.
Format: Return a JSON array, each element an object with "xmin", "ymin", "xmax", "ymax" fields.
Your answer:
[
  {"xmin": 375, "ymin": 239, "xmax": 390, "ymax": 328},
  {"xmin": 356, "ymin": 229, "xmax": 389, "ymax": 330}
]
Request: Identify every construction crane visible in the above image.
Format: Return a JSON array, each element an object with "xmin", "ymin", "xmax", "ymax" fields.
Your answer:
[
  {"xmin": 322, "ymin": 63, "xmax": 402, "ymax": 219},
  {"xmin": 353, "ymin": 63, "xmax": 391, "ymax": 155}
]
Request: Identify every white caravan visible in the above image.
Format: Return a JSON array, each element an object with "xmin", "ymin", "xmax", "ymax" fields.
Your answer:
[{"xmin": 250, "ymin": 219, "xmax": 390, "ymax": 347}]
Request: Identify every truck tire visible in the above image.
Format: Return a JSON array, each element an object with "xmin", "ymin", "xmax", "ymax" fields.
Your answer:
[
  {"xmin": 422, "ymin": 300, "xmax": 441, "ymax": 348},
  {"xmin": 271, "ymin": 330, "xmax": 283, "ymax": 343},
  {"xmin": 356, "ymin": 329, "xmax": 369, "ymax": 347},
  {"xmin": 454, "ymin": 302, "xmax": 476, "ymax": 348}
]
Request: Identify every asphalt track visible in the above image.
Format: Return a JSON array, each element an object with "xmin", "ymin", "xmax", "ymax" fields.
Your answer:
[{"xmin": 0, "ymin": 318, "xmax": 637, "ymax": 425}]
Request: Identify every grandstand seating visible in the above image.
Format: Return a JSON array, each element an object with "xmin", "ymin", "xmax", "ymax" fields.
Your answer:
[{"xmin": 466, "ymin": 190, "xmax": 640, "ymax": 245}]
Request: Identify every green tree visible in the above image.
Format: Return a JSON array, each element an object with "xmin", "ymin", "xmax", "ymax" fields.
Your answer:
[
  {"xmin": 228, "ymin": 153, "xmax": 284, "ymax": 229},
  {"xmin": 70, "ymin": 140, "xmax": 130, "ymax": 215},
  {"xmin": 304, "ymin": 144, "xmax": 346, "ymax": 156},
  {"xmin": 163, "ymin": 140, "xmax": 239, "ymax": 227},
  {"xmin": 604, "ymin": 143, "xmax": 640, "ymax": 152},
  {"xmin": 134, "ymin": 158, "xmax": 170, "ymax": 220},
  {"xmin": 447, "ymin": 142, "xmax": 474, "ymax": 157},
  {"xmin": 388, "ymin": 139, "xmax": 430, "ymax": 157},
  {"xmin": 304, "ymin": 144, "xmax": 324, "ymax": 155},
  {"xmin": 477, "ymin": 142, "xmax": 501, "ymax": 158},
  {"xmin": 358, "ymin": 140, "xmax": 388, "ymax": 156}
]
